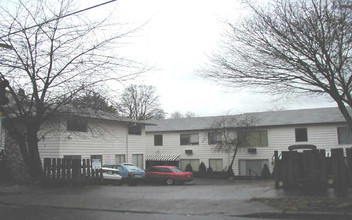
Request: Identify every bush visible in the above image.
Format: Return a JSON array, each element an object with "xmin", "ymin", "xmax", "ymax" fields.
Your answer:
[
  {"xmin": 185, "ymin": 163, "xmax": 193, "ymax": 172},
  {"xmin": 207, "ymin": 166, "xmax": 213, "ymax": 173},
  {"xmin": 199, "ymin": 162, "xmax": 206, "ymax": 174},
  {"xmin": 261, "ymin": 164, "xmax": 271, "ymax": 179}
]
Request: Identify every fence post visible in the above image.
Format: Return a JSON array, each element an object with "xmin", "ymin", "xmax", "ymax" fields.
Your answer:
[
  {"xmin": 346, "ymin": 148, "xmax": 352, "ymax": 188},
  {"xmin": 331, "ymin": 148, "xmax": 348, "ymax": 191},
  {"xmin": 274, "ymin": 151, "xmax": 280, "ymax": 189},
  {"xmin": 319, "ymin": 150, "xmax": 328, "ymax": 190},
  {"xmin": 43, "ymin": 158, "xmax": 50, "ymax": 184},
  {"xmin": 52, "ymin": 158, "xmax": 57, "ymax": 183},
  {"xmin": 57, "ymin": 159, "xmax": 62, "ymax": 183},
  {"xmin": 281, "ymin": 151, "xmax": 289, "ymax": 190}
]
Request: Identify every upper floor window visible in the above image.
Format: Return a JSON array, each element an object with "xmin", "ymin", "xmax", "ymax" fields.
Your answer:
[
  {"xmin": 67, "ymin": 117, "xmax": 87, "ymax": 132},
  {"xmin": 337, "ymin": 127, "xmax": 352, "ymax": 145},
  {"xmin": 208, "ymin": 132, "xmax": 222, "ymax": 145},
  {"xmin": 295, "ymin": 128, "xmax": 308, "ymax": 142},
  {"xmin": 180, "ymin": 133, "xmax": 199, "ymax": 145},
  {"xmin": 238, "ymin": 130, "xmax": 268, "ymax": 147},
  {"xmin": 128, "ymin": 125, "xmax": 142, "ymax": 135},
  {"xmin": 154, "ymin": 134, "xmax": 163, "ymax": 146}
]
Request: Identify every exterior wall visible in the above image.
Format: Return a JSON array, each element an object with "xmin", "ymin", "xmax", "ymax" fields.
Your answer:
[
  {"xmin": 38, "ymin": 119, "xmax": 146, "ymax": 167},
  {"xmin": 146, "ymin": 131, "xmax": 232, "ymax": 172},
  {"xmin": 146, "ymin": 123, "xmax": 350, "ymax": 175},
  {"xmin": 127, "ymin": 127, "xmax": 146, "ymax": 169}
]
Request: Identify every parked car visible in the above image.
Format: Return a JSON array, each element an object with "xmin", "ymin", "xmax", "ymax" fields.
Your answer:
[
  {"xmin": 145, "ymin": 166, "xmax": 193, "ymax": 185},
  {"xmin": 101, "ymin": 167, "xmax": 122, "ymax": 185},
  {"xmin": 103, "ymin": 163, "xmax": 146, "ymax": 185}
]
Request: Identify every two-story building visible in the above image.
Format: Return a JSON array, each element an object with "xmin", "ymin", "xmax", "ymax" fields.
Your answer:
[
  {"xmin": 3, "ymin": 107, "xmax": 153, "ymax": 170},
  {"xmin": 145, "ymin": 107, "xmax": 352, "ymax": 176}
]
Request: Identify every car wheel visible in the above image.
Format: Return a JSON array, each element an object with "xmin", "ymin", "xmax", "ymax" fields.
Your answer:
[
  {"xmin": 165, "ymin": 178, "xmax": 174, "ymax": 185},
  {"xmin": 115, "ymin": 180, "xmax": 122, "ymax": 186}
]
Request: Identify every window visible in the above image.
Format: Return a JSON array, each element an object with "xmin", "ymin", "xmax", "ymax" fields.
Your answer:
[
  {"xmin": 209, "ymin": 159, "xmax": 223, "ymax": 172},
  {"xmin": 67, "ymin": 117, "xmax": 87, "ymax": 132},
  {"xmin": 238, "ymin": 130, "xmax": 268, "ymax": 147},
  {"xmin": 295, "ymin": 128, "xmax": 308, "ymax": 142},
  {"xmin": 208, "ymin": 132, "xmax": 222, "ymax": 145},
  {"xmin": 239, "ymin": 159, "xmax": 269, "ymax": 176},
  {"xmin": 157, "ymin": 167, "xmax": 173, "ymax": 173},
  {"xmin": 180, "ymin": 133, "xmax": 199, "ymax": 145},
  {"xmin": 115, "ymin": 154, "xmax": 126, "ymax": 164},
  {"xmin": 132, "ymin": 154, "xmax": 143, "ymax": 169},
  {"xmin": 337, "ymin": 127, "xmax": 352, "ymax": 145},
  {"xmin": 154, "ymin": 134, "xmax": 163, "ymax": 146},
  {"xmin": 180, "ymin": 159, "xmax": 200, "ymax": 171},
  {"xmin": 91, "ymin": 155, "xmax": 103, "ymax": 164},
  {"xmin": 128, "ymin": 125, "xmax": 142, "ymax": 135}
]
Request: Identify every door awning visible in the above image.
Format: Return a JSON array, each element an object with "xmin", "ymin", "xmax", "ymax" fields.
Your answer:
[{"xmin": 146, "ymin": 154, "xmax": 180, "ymax": 161}]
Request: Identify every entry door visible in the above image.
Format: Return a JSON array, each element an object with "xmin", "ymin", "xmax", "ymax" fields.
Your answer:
[{"xmin": 239, "ymin": 159, "xmax": 269, "ymax": 176}]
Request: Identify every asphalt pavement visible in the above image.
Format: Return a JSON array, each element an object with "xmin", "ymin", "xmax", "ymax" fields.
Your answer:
[{"xmin": 0, "ymin": 178, "xmax": 351, "ymax": 220}]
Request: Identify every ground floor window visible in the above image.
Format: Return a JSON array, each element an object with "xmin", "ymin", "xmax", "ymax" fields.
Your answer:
[
  {"xmin": 209, "ymin": 159, "xmax": 223, "ymax": 172},
  {"xmin": 132, "ymin": 154, "xmax": 143, "ymax": 169},
  {"xmin": 238, "ymin": 159, "xmax": 269, "ymax": 177},
  {"xmin": 337, "ymin": 127, "xmax": 352, "ymax": 145},
  {"xmin": 180, "ymin": 159, "xmax": 200, "ymax": 171},
  {"xmin": 115, "ymin": 154, "xmax": 126, "ymax": 164}
]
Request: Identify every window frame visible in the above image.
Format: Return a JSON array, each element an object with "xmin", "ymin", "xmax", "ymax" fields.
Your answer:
[
  {"xmin": 208, "ymin": 131, "xmax": 223, "ymax": 145},
  {"xmin": 238, "ymin": 130, "xmax": 268, "ymax": 147},
  {"xmin": 128, "ymin": 125, "xmax": 142, "ymax": 135},
  {"xmin": 180, "ymin": 133, "xmax": 199, "ymax": 145},
  {"xmin": 154, "ymin": 134, "xmax": 163, "ymax": 146},
  {"xmin": 295, "ymin": 128, "xmax": 308, "ymax": 142},
  {"xmin": 66, "ymin": 117, "xmax": 88, "ymax": 132},
  {"xmin": 337, "ymin": 127, "xmax": 352, "ymax": 145}
]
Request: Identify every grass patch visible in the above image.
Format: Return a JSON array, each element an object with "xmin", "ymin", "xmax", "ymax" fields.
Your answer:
[{"xmin": 253, "ymin": 197, "xmax": 352, "ymax": 212}]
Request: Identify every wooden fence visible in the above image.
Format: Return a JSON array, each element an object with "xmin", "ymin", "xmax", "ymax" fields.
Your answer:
[
  {"xmin": 43, "ymin": 158, "xmax": 103, "ymax": 186},
  {"xmin": 274, "ymin": 148, "xmax": 352, "ymax": 191}
]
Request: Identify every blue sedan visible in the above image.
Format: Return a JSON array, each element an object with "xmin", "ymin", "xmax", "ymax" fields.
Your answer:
[{"xmin": 103, "ymin": 163, "xmax": 145, "ymax": 184}]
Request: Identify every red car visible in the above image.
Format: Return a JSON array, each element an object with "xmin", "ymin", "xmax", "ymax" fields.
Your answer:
[{"xmin": 145, "ymin": 166, "xmax": 193, "ymax": 185}]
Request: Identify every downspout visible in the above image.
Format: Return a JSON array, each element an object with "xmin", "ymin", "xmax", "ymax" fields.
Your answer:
[{"xmin": 126, "ymin": 124, "xmax": 129, "ymax": 163}]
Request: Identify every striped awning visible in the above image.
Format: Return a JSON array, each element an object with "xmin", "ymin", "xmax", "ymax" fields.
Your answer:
[{"xmin": 146, "ymin": 154, "xmax": 180, "ymax": 161}]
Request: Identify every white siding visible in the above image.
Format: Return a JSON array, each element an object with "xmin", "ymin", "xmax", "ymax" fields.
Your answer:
[
  {"xmin": 146, "ymin": 123, "xmax": 348, "ymax": 175},
  {"xmin": 38, "ymin": 119, "xmax": 146, "ymax": 167},
  {"xmin": 127, "ymin": 127, "xmax": 146, "ymax": 169}
]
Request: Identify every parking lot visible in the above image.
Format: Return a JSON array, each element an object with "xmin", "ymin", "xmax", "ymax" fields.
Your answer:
[{"xmin": 0, "ymin": 178, "xmax": 278, "ymax": 218}]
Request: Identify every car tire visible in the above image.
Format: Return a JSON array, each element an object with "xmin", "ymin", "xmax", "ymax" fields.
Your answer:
[
  {"xmin": 115, "ymin": 180, "xmax": 122, "ymax": 186},
  {"xmin": 165, "ymin": 178, "xmax": 174, "ymax": 185}
]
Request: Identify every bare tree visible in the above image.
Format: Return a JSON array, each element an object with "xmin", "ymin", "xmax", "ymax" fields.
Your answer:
[
  {"xmin": 0, "ymin": 0, "xmax": 143, "ymax": 180},
  {"xmin": 118, "ymin": 84, "xmax": 165, "ymax": 120},
  {"xmin": 185, "ymin": 111, "xmax": 197, "ymax": 118},
  {"xmin": 169, "ymin": 111, "xmax": 183, "ymax": 119},
  {"xmin": 203, "ymin": 0, "xmax": 352, "ymax": 131},
  {"xmin": 169, "ymin": 111, "xmax": 197, "ymax": 119},
  {"xmin": 208, "ymin": 114, "xmax": 258, "ymax": 177}
]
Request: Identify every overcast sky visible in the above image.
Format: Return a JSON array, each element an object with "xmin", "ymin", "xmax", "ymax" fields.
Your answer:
[{"xmin": 85, "ymin": 0, "xmax": 336, "ymax": 117}]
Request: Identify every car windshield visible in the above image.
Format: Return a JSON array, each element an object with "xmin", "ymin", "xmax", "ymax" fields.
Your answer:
[
  {"xmin": 171, "ymin": 167, "xmax": 184, "ymax": 173},
  {"xmin": 125, "ymin": 165, "xmax": 141, "ymax": 170}
]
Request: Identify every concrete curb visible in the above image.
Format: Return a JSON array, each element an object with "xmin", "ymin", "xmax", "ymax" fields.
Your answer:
[{"xmin": 237, "ymin": 211, "xmax": 352, "ymax": 219}]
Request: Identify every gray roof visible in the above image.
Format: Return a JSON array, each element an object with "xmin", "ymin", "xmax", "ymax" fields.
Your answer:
[
  {"xmin": 145, "ymin": 107, "xmax": 348, "ymax": 132},
  {"xmin": 60, "ymin": 106, "xmax": 154, "ymax": 125}
]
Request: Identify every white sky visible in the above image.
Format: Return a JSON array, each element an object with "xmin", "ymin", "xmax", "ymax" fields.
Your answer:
[{"xmin": 84, "ymin": 0, "xmax": 336, "ymax": 117}]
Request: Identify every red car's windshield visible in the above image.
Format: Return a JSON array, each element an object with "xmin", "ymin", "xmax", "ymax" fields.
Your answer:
[{"xmin": 171, "ymin": 167, "xmax": 184, "ymax": 173}]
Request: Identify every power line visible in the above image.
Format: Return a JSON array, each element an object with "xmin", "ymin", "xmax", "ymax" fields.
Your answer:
[{"xmin": 0, "ymin": 0, "xmax": 117, "ymax": 40}]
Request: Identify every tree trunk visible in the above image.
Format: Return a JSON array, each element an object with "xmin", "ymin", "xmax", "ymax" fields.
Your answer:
[
  {"xmin": 228, "ymin": 147, "xmax": 238, "ymax": 177},
  {"xmin": 26, "ymin": 122, "xmax": 43, "ymax": 181},
  {"xmin": 3, "ymin": 118, "xmax": 43, "ymax": 181}
]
